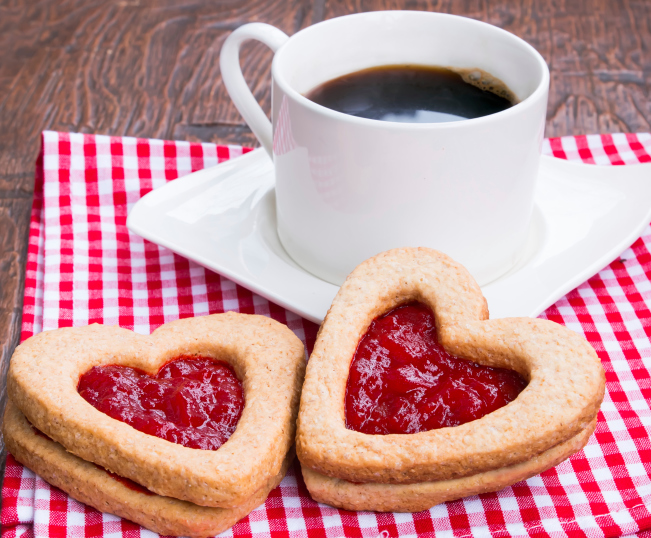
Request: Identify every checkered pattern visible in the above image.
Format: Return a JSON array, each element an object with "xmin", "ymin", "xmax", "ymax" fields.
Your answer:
[{"xmin": 3, "ymin": 131, "xmax": 651, "ymax": 538}]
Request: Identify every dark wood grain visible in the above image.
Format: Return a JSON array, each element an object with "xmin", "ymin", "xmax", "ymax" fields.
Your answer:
[
  {"xmin": 0, "ymin": 197, "xmax": 31, "ymax": 493},
  {"xmin": 0, "ymin": 0, "xmax": 650, "ymax": 496}
]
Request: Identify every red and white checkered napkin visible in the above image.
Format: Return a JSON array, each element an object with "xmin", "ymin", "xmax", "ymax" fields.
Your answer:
[{"xmin": 3, "ymin": 131, "xmax": 651, "ymax": 538}]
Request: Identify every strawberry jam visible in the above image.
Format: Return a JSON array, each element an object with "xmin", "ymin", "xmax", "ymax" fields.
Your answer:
[
  {"xmin": 345, "ymin": 302, "xmax": 527, "ymax": 434},
  {"xmin": 78, "ymin": 356, "xmax": 244, "ymax": 450}
]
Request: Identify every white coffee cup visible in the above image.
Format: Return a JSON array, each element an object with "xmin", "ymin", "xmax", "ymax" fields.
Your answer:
[{"xmin": 220, "ymin": 11, "xmax": 549, "ymax": 286}]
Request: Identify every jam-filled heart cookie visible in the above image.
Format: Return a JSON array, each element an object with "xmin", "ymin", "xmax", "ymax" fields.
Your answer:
[
  {"xmin": 7, "ymin": 312, "xmax": 305, "ymax": 519},
  {"xmin": 296, "ymin": 247, "xmax": 604, "ymax": 512}
]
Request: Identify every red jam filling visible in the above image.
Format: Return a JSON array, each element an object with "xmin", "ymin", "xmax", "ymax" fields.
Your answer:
[
  {"xmin": 31, "ymin": 425, "xmax": 54, "ymax": 442},
  {"xmin": 78, "ymin": 356, "xmax": 244, "ymax": 450},
  {"xmin": 103, "ymin": 469, "xmax": 154, "ymax": 495},
  {"xmin": 345, "ymin": 302, "xmax": 527, "ymax": 434}
]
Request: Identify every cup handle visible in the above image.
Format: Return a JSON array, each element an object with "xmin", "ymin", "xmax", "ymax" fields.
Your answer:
[{"xmin": 220, "ymin": 23, "xmax": 290, "ymax": 158}]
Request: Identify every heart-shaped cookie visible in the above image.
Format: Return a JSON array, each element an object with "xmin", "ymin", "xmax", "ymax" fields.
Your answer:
[
  {"xmin": 3, "ymin": 400, "xmax": 291, "ymax": 537},
  {"xmin": 8, "ymin": 312, "xmax": 305, "ymax": 508},
  {"xmin": 296, "ymin": 248, "xmax": 604, "ymax": 509}
]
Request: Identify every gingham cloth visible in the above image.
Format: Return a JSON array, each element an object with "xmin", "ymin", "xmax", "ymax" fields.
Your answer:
[{"xmin": 2, "ymin": 131, "xmax": 651, "ymax": 538}]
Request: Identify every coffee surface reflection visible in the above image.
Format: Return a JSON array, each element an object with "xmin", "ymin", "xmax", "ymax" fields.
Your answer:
[{"xmin": 305, "ymin": 65, "xmax": 517, "ymax": 123}]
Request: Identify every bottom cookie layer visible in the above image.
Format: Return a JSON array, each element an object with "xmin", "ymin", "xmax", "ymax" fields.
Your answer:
[
  {"xmin": 3, "ymin": 400, "xmax": 290, "ymax": 537},
  {"xmin": 302, "ymin": 419, "xmax": 596, "ymax": 513}
]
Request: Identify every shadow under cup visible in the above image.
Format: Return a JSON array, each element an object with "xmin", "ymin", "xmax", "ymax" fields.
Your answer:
[{"xmin": 270, "ymin": 11, "xmax": 550, "ymax": 287}]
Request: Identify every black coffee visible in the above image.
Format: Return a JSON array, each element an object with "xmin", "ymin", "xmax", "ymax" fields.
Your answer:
[{"xmin": 305, "ymin": 65, "xmax": 516, "ymax": 123}]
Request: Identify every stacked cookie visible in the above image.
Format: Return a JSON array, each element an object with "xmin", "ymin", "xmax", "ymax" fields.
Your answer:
[
  {"xmin": 4, "ymin": 313, "xmax": 305, "ymax": 537},
  {"xmin": 296, "ymin": 248, "xmax": 605, "ymax": 512}
]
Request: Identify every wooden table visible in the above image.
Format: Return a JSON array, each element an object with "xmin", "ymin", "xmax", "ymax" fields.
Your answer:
[{"xmin": 0, "ymin": 0, "xmax": 649, "ymax": 483}]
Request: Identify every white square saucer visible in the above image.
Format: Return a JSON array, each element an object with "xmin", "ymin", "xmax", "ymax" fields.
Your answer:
[{"xmin": 127, "ymin": 148, "xmax": 651, "ymax": 324}]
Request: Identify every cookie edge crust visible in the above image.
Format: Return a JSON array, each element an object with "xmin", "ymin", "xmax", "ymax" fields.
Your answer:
[
  {"xmin": 8, "ymin": 312, "xmax": 305, "ymax": 508},
  {"xmin": 301, "ymin": 418, "xmax": 596, "ymax": 512},
  {"xmin": 3, "ymin": 400, "xmax": 292, "ymax": 537},
  {"xmin": 296, "ymin": 247, "xmax": 605, "ymax": 483}
]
